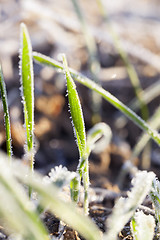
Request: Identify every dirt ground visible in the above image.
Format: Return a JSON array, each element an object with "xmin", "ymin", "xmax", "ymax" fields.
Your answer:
[{"xmin": 1, "ymin": 0, "xmax": 160, "ymax": 239}]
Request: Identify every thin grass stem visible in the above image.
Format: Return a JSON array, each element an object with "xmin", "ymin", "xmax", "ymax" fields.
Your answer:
[
  {"xmin": 132, "ymin": 106, "xmax": 160, "ymax": 159},
  {"xmin": 0, "ymin": 64, "xmax": 12, "ymax": 160},
  {"xmin": 83, "ymin": 160, "xmax": 89, "ymax": 215},
  {"xmin": 115, "ymin": 80, "xmax": 160, "ymax": 130},
  {"xmin": 96, "ymin": 0, "xmax": 152, "ymax": 169},
  {"xmin": 71, "ymin": 0, "xmax": 102, "ymax": 123}
]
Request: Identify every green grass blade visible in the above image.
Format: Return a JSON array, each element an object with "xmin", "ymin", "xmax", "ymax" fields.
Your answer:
[
  {"xmin": 33, "ymin": 52, "xmax": 160, "ymax": 146},
  {"xmin": 27, "ymin": 181, "xmax": 102, "ymax": 240},
  {"xmin": 150, "ymin": 178, "xmax": 160, "ymax": 227},
  {"xmin": 0, "ymin": 153, "xmax": 49, "ymax": 240},
  {"xmin": 62, "ymin": 54, "xmax": 86, "ymax": 158},
  {"xmin": 115, "ymin": 79, "xmax": 160, "ymax": 130},
  {"xmin": 104, "ymin": 171, "xmax": 155, "ymax": 240},
  {"xmin": 20, "ymin": 23, "xmax": 34, "ymax": 170},
  {"xmin": 5, "ymin": 157, "xmax": 102, "ymax": 240},
  {"xmin": 71, "ymin": 0, "xmax": 102, "ymax": 123},
  {"xmin": 62, "ymin": 54, "xmax": 90, "ymax": 214},
  {"xmin": 130, "ymin": 80, "xmax": 160, "ymax": 112},
  {"xmin": 70, "ymin": 176, "xmax": 80, "ymax": 203},
  {"xmin": 0, "ymin": 64, "xmax": 12, "ymax": 159}
]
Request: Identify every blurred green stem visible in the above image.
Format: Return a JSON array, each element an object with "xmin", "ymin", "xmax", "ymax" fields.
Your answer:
[
  {"xmin": 71, "ymin": 0, "xmax": 102, "ymax": 123},
  {"xmin": 0, "ymin": 64, "xmax": 12, "ymax": 160},
  {"xmin": 96, "ymin": 0, "xmax": 149, "ymax": 121},
  {"xmin": 96, "ymin": 0, "xmax": 151, "ymax": 170}
]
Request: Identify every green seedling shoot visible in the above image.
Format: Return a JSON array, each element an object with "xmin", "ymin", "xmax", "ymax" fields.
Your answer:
[
  {"xmin": 0, "ymin": 64, "xmax": 12, "ymax": 160},
  {"xmin": 104, "ymin": 171, "xmax": 155, "ymax": 240},
  {"xmin": 20, "ymin": 23, "xmax": 34, "ymax": 171},
  {"xmin": 62, "ymin": 54, "xmax": 89, "ymax": 214},
  {"xmin": 62, "ymin": 54, "xmax": 112, "ymax": 214}
]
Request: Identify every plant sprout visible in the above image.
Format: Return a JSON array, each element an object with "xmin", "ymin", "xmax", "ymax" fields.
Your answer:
[
  {"xmin": 62, "ymin": 54, "xmax": 112, "ymax": 214},
  {"xmin": 104, "ymin": 171, "xmax": 155, "ymax": 240},
  {"xmin": 62, "ymin": 54, "xmax": 89, "ymax": 214}
]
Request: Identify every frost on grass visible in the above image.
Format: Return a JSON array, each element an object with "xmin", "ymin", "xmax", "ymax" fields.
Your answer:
[
  {"xmin": 150, "ymin": 177, "xmax": 160, "ymax": 226},
  {"xmin": 131, "ymin": 211, "xmax": 155, "ymax": 240},
  {"xmin": 104, "ymin": 171, "xmax": 155, "ymax": 240},
  {"xmin": 61, "ymin": 54, "xmax": 86, "ymax": 159},
  {"xmin": 44, "ymin": 165, "xmax": 78, "ymax": 188},
  {"xmin": 0, "ymin": 65, "xmax": 12, "ymax": 158},
  {"xmin": 19, "ymin": 23, "xmax": 34, "ymax": 168},
  {"xmin": 86, "ymin": 122, "xmax": 112, "ymax": 154}
]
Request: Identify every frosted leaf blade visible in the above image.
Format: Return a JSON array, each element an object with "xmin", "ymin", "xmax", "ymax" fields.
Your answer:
[
  {"xmin": 131, "ymin": 211, "xmax": 155, "ymax": 240},
  {"xmin": 62, "ymin": 54, "xmax": 86, "ymax": 158},
  {"xmin": 0, "ymin": 64, "xmax": 12, "ymax": 158},
  {"xmin": 104, "ymin": 171, "xmax": 155, "ymax": 240},
  {"xmin": 20, "ymin": 23, "xmax": 34, "ymax": 172},
  {"xmin": 0, "ymin": 155, "xmax": 102, "ymax": 240},
  {"xmin": 0, "ymin": 154, "xmax": 49, "ymax": 240},
  {"xmin": 20, "ymin": 23, "xmax": 34, "ymax": 153},
  {"xmin": 150, "ymin": 178, "xmax": 160, "ymax": 226}
]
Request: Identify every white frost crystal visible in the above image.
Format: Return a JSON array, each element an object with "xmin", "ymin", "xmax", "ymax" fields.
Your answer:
[
  {"xmin": 150, "ymin": 177, "xmax": 160, "ymax": 227},
  {"xmin": 131, "ymin": 211, "xmax": 155, "ymax": 240},
  {"xmin": 104, "ymin": 171, "xmax": 155, "ymax": 240},
  {"xmin": 44, "ymin": 165, "xmax": 77, "ymax": 188}
]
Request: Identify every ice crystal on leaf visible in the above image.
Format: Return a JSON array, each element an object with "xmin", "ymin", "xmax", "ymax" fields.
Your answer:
[
  {"xmin": 104, "ymin": 171, "xmax": 155, "ymax": 240},
  {"xmin": 150, "ymin": 177, "xmax": 160, "ymax": 227},
  {"xmin": 131, "ymin": 211, "xmax": 155, "ymax": 240},
  {"xmin": 44, "ymin": 165, "xmax": 78, "ymax": 188}
]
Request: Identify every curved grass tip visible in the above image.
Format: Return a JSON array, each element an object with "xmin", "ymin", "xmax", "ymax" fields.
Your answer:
[{"xmin": 86, "ymin": 122, "xmax": 112, "ymax": 154}]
